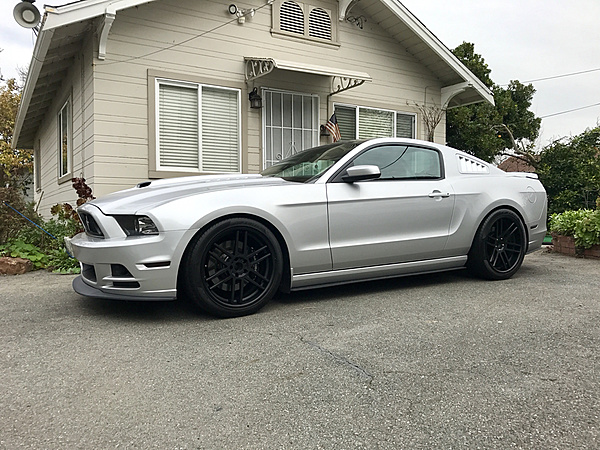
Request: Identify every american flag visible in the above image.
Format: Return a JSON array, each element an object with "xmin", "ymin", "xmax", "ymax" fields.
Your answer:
[{"xmin": 324, "ymin": 113, "xmax": 342, "ymax": 142}]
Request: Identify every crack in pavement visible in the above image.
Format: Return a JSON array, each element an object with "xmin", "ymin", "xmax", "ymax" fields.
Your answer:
[{"xmin": 300, "ymin": 337, "xmax": 374, "ymax": 384}]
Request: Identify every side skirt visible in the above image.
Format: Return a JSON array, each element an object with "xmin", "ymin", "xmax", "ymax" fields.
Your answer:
[{"xmin": 290, "ymin": 256, "xmax": 468, "ymax": 291}]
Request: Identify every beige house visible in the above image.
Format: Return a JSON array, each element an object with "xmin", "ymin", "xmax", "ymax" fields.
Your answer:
[{"xmin": 13, "ymin": 0, "xmax": 493, "ymax": 217}]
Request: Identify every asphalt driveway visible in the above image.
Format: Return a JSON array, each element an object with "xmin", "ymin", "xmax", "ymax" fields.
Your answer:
[{"xmin": 1, "ymin": 249, "xmax": 598, "ymax": 449}]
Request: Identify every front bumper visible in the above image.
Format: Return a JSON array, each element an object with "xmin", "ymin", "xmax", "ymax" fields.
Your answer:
[
  {"xmin": 72, "ymin": 276, "xmax": 176, "ymax": 301},
  {"xmin": 68, "ymin": 229, "xmax": 186, "ymax": 301}
]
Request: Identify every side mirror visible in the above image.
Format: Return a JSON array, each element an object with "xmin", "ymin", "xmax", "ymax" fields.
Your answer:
[{"xmin": 342, "ymin": 165, "xmax": 381, "ymax": 183}]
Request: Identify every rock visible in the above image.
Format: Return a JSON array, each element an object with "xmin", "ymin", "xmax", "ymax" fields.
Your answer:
[{"xmin": 0, "ymin": 257, "xmax": 34, "ymax": 275}]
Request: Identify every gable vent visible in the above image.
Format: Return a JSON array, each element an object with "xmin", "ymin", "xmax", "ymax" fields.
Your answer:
[
  {"xmin": 308, "ymin": 7, "xmax": 332, "ymax": 40},
  {"xmin": 457, "ymin": 154, "xmax": 490, "ymax": 174},
  {"xmin": 280, "ymin": 1, "xmax": 304, "ymax": 35}
]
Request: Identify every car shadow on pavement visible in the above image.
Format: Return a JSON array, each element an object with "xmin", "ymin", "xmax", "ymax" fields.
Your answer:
[
  {"xmin": 76, "ymin": 263, "xmax": 536, "ymax": 320},
  {"xmin": 273, "ymin": 268, "xmax": 468, "ymax": 306},
  {"xmin": 75, "ymin": 295, "xmax": 214, "ymax": 322},
  {"xmin": 74, "ymin": 270, "xmax": 464, "ymax": 321}
]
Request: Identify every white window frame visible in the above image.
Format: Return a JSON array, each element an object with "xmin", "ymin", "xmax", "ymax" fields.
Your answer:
[
  {"xmin": 261, "ymin": 88, "xmax": 320, "ymax": 169},
  {"xmin": 34, "ymin": 140, "xmax": 41, "ymax": 192},
  {"xmin": 57, "ymin": 99, "xmax": 72, "ymax": 182},
  {"xmin": 155, "ymin": 78, "xmax": 242, "ymax": 174},
  {"xmin": 333, "ymin": 103, "xmax": 417, "ymax": 140}
]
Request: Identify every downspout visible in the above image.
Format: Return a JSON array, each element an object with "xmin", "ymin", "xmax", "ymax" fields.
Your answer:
[{"xmin": 80, "ymin": 52, "xmax": 86, "ymax": 178}]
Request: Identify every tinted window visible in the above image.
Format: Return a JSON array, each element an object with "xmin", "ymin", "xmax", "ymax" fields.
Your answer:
[
  {"xmin": 261, "ymin": 140, "xmax": 365, "ymax": 182},
  {"xmin": 351, "ymin": 145, "xmax": 441, "ymax": 180}
]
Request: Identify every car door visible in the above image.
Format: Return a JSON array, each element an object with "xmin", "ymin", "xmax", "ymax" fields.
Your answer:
[{"xmin": 326, "ymin": 144, "xmax": 455, "ymax": 270}]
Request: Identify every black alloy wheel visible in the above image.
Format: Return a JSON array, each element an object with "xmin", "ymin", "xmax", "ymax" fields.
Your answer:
[
  {"xmin": 185, "ymin": 218, "xmax": 283, "ymax": 317},
  {"xmin": 468, "ymin": 209, "xmax": 527, "ymax": 280}
]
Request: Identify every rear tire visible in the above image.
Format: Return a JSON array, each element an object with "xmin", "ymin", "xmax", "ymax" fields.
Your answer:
[
  {"xmin": 183, "ymin": 218, "xmax": 283, "ymax": 318},
  {"xmin": 468, "ymin": 209, "xmax": 527, "ymax": 280}
]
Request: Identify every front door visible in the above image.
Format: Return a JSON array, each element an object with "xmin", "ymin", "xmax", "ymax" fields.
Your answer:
[
  {"xmin": 327, "ymin": 144, "xmax": 455, "ymax": 270},
  {"xmin": 263, "ymin": 89, "xmax": 319, "ymax": 168}
]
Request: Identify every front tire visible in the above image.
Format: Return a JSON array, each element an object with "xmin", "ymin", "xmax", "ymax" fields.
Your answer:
[
  {"xmin": 468, "ymin": 209, "xmax": 527, "ymax": 280},
  {"xmin": 184, "ymin": 218, "xmax": 283, "ymax": 318}
]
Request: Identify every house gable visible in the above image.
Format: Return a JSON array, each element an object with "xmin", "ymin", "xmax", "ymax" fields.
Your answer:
[{"xmin": 14, "ymin": 0, "xmax": 492, "ymax": 150}]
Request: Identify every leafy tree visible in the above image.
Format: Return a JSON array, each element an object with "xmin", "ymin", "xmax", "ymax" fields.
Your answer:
[
  {"xmin": 451, "ymin": 42, "xmax": 493, "ymax": 88},
  {"xmin": 0, "ymin": 78, "xmax": 32, "ymax": 193},
  {"xmin": 447, "ymin": 42, "xmax": 541, "ymax": 163},
  {"xmin": 537, "ymin": 126, "xmax": 600, "ymax": 215}
]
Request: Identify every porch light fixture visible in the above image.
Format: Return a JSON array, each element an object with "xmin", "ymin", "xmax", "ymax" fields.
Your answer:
[{"xmin": 249, "ymin": 87, "xmax": 262, "ymax": 109}]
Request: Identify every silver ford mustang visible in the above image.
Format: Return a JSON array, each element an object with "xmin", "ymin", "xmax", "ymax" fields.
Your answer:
[{"xmin": 69, "ymin": 138, "xmax": 547, "ymax": 317}]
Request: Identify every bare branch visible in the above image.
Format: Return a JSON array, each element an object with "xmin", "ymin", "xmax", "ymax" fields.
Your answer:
[{"xmin": 410, "ymin": 100, "xmax": 445, "ymax": 142}]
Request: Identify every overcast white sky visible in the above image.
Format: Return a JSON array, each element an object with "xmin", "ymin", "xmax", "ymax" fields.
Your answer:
[{"xmin": 2, "ymin": 0, "xmax": 599, "ymax": 148}]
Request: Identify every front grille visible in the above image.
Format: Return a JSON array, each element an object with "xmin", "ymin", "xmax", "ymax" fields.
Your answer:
[{"xmin": 79, "ymin": 212, "xmax": 104, "ymax": 238}]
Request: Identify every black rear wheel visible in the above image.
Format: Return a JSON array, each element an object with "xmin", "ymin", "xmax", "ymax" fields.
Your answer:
[
  {"xmin": 468, "ymin": 209, "xmax": 527, "ymax": 280},
  {"xmin": 184, "ymin": 218, "xmax": 283, "ymax": 317}
]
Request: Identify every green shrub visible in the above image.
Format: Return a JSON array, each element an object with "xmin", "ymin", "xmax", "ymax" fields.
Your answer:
[
  {"xmin": 549, "ymin": 209, "xmax": 600, "ymax": 249},
  {"xmin": 549, "ymin": 209, "xmax": 592, "ymax": 236},
  {"xmin": 47, "ymin": 247, "xmax": 80, "ymax": 274},
  {"xmin": 0, "ymin": 187, "xmax": 40, "ymax": 243},
  {"xmin": 0, "ymin": 239, "xmax": 48, "ymax": 269},
  {"xmin": 0, "ymin": 178, "xmax": 95, "ymax": 273}
]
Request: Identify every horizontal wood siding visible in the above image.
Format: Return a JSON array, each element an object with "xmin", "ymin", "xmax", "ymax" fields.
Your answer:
[
  {"xmin": 36, "ymin": 0, "xmax": 448, "ymax": 204},
  {"xmin": 34, "ymin": 38, "xmax": 95, "ymax": 218}
]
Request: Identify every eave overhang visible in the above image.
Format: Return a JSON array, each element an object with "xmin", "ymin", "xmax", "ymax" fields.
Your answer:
[
  {"xmin": 352, "ymin": 0, "xmax": 494, "ymax": 109},
  {"xmin": 13, "ymin": 0, "xmax": 159, "ymax": 149}
]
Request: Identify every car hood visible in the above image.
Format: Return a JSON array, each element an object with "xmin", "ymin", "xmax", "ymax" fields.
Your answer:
[{"xmin": 87, "ymin": 174, "xmax": 288, "ymax": 215}]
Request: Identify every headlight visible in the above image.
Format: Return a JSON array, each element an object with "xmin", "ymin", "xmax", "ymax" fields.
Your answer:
[
  {"xmin": 135, "ymin": 216, "xmax": 159, "ymax": 235},
  {"xmin": 113, "ymin": 215, "xmax": 159, "ymax": 236}
]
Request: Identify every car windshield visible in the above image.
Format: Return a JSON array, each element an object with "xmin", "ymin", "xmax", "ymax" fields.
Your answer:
[{"xmin": 260, "ymin": 141, "xmax": 365, "ymax": 182}]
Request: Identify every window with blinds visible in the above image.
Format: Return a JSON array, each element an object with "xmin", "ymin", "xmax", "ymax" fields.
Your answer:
[
  {"xmin": 334, "ymin": 104, "xmax": 416, "ymax": 139},
  {"xmin": 334, "ymin": 105, "xmax": 356, "ymax": 140},
  {"xmin": 202, "ymin": 87, "xmax": 240, "ymax": 172},
  {"xmin": 157, "ymin": 80, "xmax": 240, "ymax": 173},
  {"xmin": 396, "ymin": 114, "xmax": 415, "ymax": 138},
  {"xmin": 359, "ymin": 108, "xmax": 394, "ymax": 138}
]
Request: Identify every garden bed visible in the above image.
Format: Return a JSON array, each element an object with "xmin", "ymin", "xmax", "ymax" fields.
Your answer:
[{"xmin": 552, "ymin": 235, "xmax": 600, "ymax": 259}]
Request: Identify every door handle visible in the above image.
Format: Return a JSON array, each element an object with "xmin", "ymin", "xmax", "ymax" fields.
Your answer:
[{"xmin": 428, "ymin": 190, "xmax": 450, "ymax": 198}]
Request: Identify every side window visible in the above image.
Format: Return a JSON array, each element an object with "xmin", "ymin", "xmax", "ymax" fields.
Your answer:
[
  {"xmin": 57, "ymin": 99, "xmax": 72, "ymax": 180},
  {"xmin": 351, "ymin": 145, "xmax": 441, "ymax": 180},
  {"xmin": 333, "ymin": 104, "xmax": 416, "ymax": 139}
]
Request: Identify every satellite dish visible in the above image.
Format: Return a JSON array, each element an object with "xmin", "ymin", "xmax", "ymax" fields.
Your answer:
[{"xmin": 13, "ymin": 1, "xmax": 41, "ymax": 29}]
